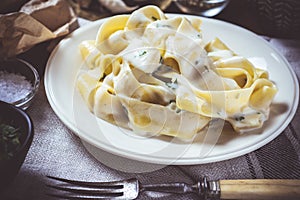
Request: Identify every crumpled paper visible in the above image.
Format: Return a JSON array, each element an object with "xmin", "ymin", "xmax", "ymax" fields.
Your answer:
[
  {"xmin": 68, "ymin": 0, "xmax": 138, "ymax": 21},
  {"xmin": 0, "ymin": 0, "xmax": 78, "ymax": 59},
  {"xmin": 68, "ymin": 0, "xmax": 172, "ymax": 21}
]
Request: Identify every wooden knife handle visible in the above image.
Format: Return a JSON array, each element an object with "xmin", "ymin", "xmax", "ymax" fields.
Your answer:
[{"xmin": 220, "ymin": 179, "xmax": 300, "ymax": 200}]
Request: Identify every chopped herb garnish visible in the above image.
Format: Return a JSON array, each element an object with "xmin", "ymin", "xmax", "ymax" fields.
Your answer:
[
  {"xmin": 166, "ymin": 78, "xmax": 178, "ymax": 89},
  {"xmin": 174, "ymin": 78, "xmax": 178, "ymax": 84},
  {"xmin": 235, "ymin": 116, "xmax": 245, "ymax": 121},
  {"xmin": 157, "ymin": 24, "xmax": 173, "ymax": 28},
  {"xmin": 0, "ymin": 122, "xmax": 22, "ymax": 160},
  {"xmin": 159, "ymin": 56, "xmax": 163, "ymax": 64},
  {"xmin": 204, "ymin": 65, "xmax": 209, "ymax": 71},
  {"xmin": 139, "ymin": 50, "xmax": 147, "ymax": 56}
]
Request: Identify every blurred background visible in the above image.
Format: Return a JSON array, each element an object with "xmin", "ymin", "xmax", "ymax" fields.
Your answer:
[
  {"xmin": 1, "ymin": 0, "xmax": 299, "ymax": 39},
  {"xmin": 0, "ymin": 0, "xmax": 299, "ymax": 75}
]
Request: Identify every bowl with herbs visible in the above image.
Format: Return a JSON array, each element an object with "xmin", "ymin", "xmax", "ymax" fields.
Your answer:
[{"xmin": 0, "ymin": 101, "xmax": 33, "ymax": 191}]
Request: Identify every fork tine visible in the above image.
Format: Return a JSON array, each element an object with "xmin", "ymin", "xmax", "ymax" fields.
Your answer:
[
  {"xmin": 46, "ymin": 176, "xmax": 139, "ymax": 199},
  {"xmin": 47, "ymin": 176, "xmax": 124, "ymax": 188},
  {"xmin": 46, "ymin": 184, "xmax": 124, "ymax": 195},
  {"xmin": 46, "ymin": 193, "xmax": 122, "ymax": 200}
]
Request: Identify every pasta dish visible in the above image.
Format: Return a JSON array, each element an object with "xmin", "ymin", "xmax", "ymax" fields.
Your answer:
[{"xmin": 76, "ymin": 5, "xmax": 277, "ymax": 139}]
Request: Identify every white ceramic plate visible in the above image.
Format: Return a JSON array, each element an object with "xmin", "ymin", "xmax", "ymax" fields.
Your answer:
[{"xmin": 45, "ymin": 14, "xmax": 299, "ymax": 165}]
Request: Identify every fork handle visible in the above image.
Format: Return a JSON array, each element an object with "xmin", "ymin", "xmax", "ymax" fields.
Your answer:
[{"xmin": 220, "ymin": 179, "xmax": 300, "ymax": 200}]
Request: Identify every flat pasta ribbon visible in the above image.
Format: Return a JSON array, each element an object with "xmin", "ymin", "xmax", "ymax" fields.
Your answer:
[{"xmin": 76, "ymin": 5, "xmax": 277, "ymax": 138}]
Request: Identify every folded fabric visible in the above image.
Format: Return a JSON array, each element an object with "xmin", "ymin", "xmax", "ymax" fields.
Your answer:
[{"xmin": 0, "ymin": 0, "xmax": 78, "ymax": 58}]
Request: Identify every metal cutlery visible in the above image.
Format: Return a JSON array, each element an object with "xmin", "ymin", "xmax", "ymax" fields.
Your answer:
[{"xmin": 46, "ymin": 176, "xmax": 300, "ymax": 199}]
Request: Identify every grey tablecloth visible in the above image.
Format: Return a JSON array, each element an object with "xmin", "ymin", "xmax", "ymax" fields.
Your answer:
[{"xmin": 1, "ymin": 27, "xmax": 300, "ymax": 199}]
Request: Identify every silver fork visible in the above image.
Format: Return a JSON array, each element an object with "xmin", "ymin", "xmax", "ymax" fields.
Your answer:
[
  {"xmin": 46, "ymin": 176, "xmax": 219, "ymax": 199},
  {"xmin": 46, "ymin": 176, "xmax": 300, "ymax": 200}
]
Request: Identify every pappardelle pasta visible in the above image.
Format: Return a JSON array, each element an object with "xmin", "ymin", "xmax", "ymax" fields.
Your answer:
[{"xmin": 76, "ymin": 5, "xmax": 277, "ymax": 139}]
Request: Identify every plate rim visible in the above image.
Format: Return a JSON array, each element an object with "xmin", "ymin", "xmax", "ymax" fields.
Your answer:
[{"xmin": 44, "ymin": 14, "xmax": 299, "ymax": 165}]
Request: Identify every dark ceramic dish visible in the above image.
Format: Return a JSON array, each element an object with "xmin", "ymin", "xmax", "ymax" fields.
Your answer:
[{"xmin": 0, "ymin": 101, "xmax": 33, "ymax": 191}]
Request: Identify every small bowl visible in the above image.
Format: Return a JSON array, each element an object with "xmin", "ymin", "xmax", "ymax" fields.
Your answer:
[
  {"xmin": 0, "ymin": 58, "xmax": 40, "ymax": 110},
  {"xmin": 0, "ymin": 101, "xmax": 34, "ymax": 192}
]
